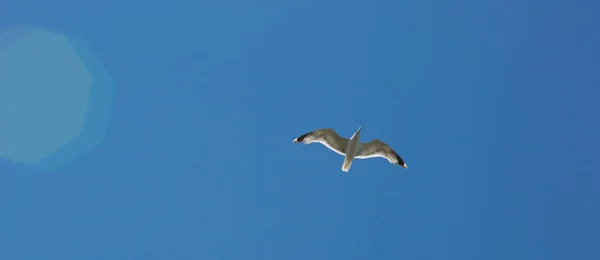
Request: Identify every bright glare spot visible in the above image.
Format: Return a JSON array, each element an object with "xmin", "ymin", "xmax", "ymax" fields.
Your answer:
[{"xmin": 0, "ymin": 28, "xmax": 92, "ymax": 164}]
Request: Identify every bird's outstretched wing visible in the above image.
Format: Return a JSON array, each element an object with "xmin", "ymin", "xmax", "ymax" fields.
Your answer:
[
  {"xmin": 356, "ymin": 139, "xmax": 407, "ymax": 168},
  {"xmin": 293, "ymin": 128, "xmax": 349, "ymax": 156}
]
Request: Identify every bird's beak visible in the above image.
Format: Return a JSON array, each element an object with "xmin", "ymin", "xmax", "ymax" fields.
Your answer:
[{"xmin": 357, "ymin": 126, "xmax": 362, "ymax": 132}]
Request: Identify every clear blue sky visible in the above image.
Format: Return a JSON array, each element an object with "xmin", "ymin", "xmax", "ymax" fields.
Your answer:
[{"xmin": 1, "ymin": 0, "xmax": 599, "ymax": 259}]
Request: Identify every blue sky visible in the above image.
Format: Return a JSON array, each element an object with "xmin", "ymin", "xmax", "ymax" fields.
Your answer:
[{"xmin": 1, "ymin": 0, "xmax": 599, "ymax": 259}]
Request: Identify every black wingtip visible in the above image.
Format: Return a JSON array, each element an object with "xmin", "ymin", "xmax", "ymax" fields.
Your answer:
[
  {"xmin": 293, "ymin": 132, "xmax": 312, "ymax": 143},
  {"xmin": 394, "ymin": 152, "xmax": 407, "ymax": 169}
]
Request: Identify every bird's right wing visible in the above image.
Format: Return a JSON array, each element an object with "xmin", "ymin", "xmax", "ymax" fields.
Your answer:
[
  {"xmin": 293, "ymin": 128, "xmax": 349, "ymax": 156},
  {"xmin": 356, "ymin": 139, "xmax": 407, "ymax": 168}
]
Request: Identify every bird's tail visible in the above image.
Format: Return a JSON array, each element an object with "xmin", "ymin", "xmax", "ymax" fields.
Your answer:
[{"xmin": 341, "ymin": 157, "xmax": 353, "ymax": 172}]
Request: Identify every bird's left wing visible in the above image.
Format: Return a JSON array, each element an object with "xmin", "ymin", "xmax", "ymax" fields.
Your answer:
[{"xmin": 293, "ymin": 128, "xmax": 349, "ymax": 156}]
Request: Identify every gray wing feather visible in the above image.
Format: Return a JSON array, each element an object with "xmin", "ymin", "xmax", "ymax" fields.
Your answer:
[
  {"xmin": 356, "ymin": 139, "xmax": 407, "ymax": 168},
  {"xmin": 293, "ymin": 128, "xmax": 349, "ymax": 156}
]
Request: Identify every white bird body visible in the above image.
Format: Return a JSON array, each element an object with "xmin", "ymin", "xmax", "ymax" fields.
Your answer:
[
  {"xmin": 293, "ymin": 126, "xmax": 407, "ymax": 172},
  {"xmin": 341, "ymin": 126, "xmax": 361, "ymax": 172}
]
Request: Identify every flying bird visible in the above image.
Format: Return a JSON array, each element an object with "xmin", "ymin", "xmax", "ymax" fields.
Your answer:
[{"xmin": 293, "ymin": 126, "xmax": 407, "ymax": 172}]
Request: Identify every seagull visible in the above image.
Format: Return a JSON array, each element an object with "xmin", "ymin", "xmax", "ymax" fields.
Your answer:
[{"xmin": 293, "ymin": 126, "xmax": 407, "ymax": 172}]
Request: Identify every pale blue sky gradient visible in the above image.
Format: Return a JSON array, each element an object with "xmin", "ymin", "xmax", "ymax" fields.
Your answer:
[{"xmin": 1, "ymin": 0, "xmax": 599, "ymax": 259}]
